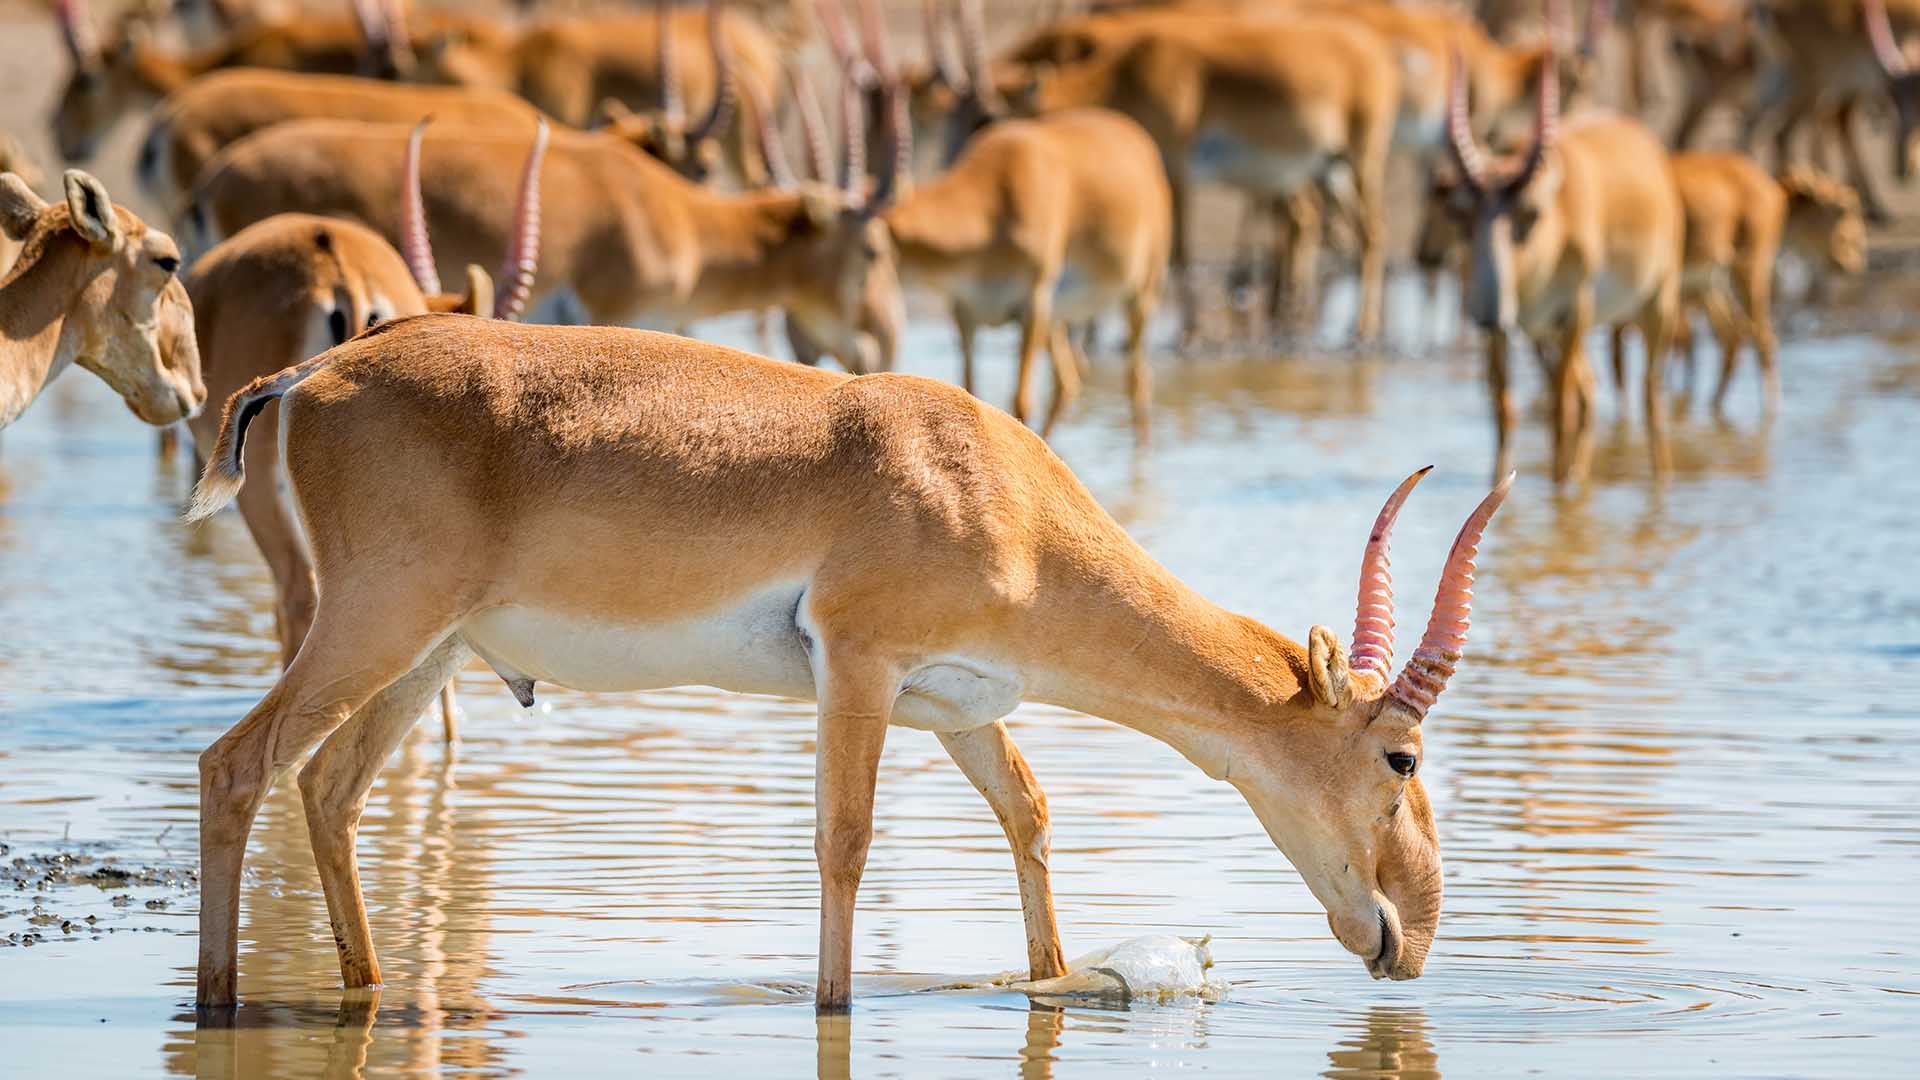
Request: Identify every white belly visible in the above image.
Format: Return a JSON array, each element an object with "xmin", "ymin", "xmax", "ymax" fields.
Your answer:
[
  {"xmin": 458, "ymin": 586, "xmax": 1023, "ymax": 734},
  {"xmin": 460, "ymin": 583, "xmax": 816, "ymax": 699}
]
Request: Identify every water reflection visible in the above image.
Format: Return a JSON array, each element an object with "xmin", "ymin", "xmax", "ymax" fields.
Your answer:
[{"xmin": 1322, "ymin": 1008, "xmax": 1441, "ymax": 1080}]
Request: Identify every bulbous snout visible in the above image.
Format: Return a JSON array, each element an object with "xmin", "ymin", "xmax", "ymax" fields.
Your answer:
[{"xmin": 1329, "ymin": 894, "xmax": 1425, "ymax": 981}]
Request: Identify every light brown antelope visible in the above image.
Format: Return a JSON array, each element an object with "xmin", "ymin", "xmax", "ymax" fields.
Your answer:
[
  {"xmin": 1, "ymin": 169, "xmax": 203, "ymax": 432},
  {"xmin": 138, "ymin": 69, "xmax": 542, "ymax": 224},
  {"xmin": 593, "ymin": 1, "xmax": 742, "ymax": 185},
  {"xmin": 879, "ymin": 105, "xmax": 1170, "ymax": 440},
  {"xmin": 1443, "ymin": 54, "xmax": 1685, "ymax": 483},
  {"xmin": 182, "ymin": 307, "xmax": 1514, "ymax": 1009},
  {"xmin": 181, "ymin": 118, "xmax": 547, "ymax": 745},
  {"xmin": 1665, "ymin": 151, "xmax": 1786, "ymax": 415},
  {"xmin": 1007, "ymin": 11, "xmax": 1402, "ymax": 342},
  {"xmin": 413, "ymin": 1, "xmax": 782, "ymax": 187},
  {"xmin": 187, "ymin": 107, "xmax": 901, "ymax": 339},
  {"xmin": 49, "ymin": 0, "xmax": 501, "ymax": 162}
]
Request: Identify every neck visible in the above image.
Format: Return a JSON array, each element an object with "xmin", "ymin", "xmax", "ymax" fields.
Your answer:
[
  {"xmin": 1027, "ymin": 556, "xmax": 1308, "ymax": 780},
  {"xmin": 678, "ymin": 190, "xmax": 816, "ymax": 318},
  {"xmin": 0, "ymin": 246, "xmax": 79, "ymax": 428}
]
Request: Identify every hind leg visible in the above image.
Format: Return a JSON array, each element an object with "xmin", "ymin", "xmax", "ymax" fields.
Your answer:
[
  {"xmin": 299, "ymin": 636, "xmax": 472, "ymax": 990},
  {"xmin": 1639, "ymin": 285, "xmax": 1681, "ymax": 476},
  {"xmin": 196, "ymin": 586, "xmax": 465, "ymax": 1006},
  {"xmin": 222, "ymin": 407, "xmax": 316, "ymax": 666},
  {"xmin": 1736, "ymin": 252, "xmax": 1780, "ymax": 416},
  {"xmin": 1040, "ymin": 321, "xmax": 1083, "ymax": 438}
]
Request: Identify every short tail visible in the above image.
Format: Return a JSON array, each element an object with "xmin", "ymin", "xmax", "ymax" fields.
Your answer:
[{"xmin": 184, "ymin": 354, "xmax": 331, "ymax": 522}]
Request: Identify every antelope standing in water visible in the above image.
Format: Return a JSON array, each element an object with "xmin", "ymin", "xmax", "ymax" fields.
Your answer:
[
  {"xmin": 183, "ymin": 119, "xmax": 548, "ymax": 745},
  {"xmin": 1, "ymin": 169, "xmax": 203, "ymax": 432},
  {"xmin": 183, "ymin": 305, "xmax": 1513, "ymax": 1009},
  {"xmin": 1443, "ymin": 54, "xmax": 1684, "ymax": 483}
]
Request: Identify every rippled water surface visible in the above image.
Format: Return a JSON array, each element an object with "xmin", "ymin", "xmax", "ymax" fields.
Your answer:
[{"xmin": 2, "ymin": 303, "xmax": 1916, "ymax": 1077}]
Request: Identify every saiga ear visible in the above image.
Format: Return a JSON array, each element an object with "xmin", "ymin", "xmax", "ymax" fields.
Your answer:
[
  {"xmin": 62, "ymin": 169, "xmax": 121, "ymax": 250},
  {"xmin": 1307, "ymin": 625, "xmax": 1352, "ymax": 709},
  {"xmin": 0, "ymin": 173, "xmax": 47, "ymax": 242},
  {"xmin": 460, "ymin": 263, "xmax": 494, "ymax": 317}
]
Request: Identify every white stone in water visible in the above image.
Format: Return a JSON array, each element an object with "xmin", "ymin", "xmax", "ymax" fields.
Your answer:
[{"xmin": 1011, "ymin": 934, "xmax": 1221, "ymax": 1002}]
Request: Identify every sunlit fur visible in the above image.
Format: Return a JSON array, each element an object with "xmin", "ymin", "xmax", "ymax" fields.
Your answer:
[{"xmin": 0, "ymin": 172, "xmax": 203, "ymax": 431}]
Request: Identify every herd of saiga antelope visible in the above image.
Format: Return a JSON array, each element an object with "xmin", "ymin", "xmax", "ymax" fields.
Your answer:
[{"xmin": 0, "ymin": 0, "xmax": 1903, "ymax": 1014}]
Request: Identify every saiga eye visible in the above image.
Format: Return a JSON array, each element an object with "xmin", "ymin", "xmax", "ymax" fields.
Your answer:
[{"xmin": 1385, "ymin": 752, "xmax": 1417, "ymax": 778}]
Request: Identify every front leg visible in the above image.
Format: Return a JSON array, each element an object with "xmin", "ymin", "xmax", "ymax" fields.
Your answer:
[
  {"xmin": 1552, "ymin": 287, "xmax": 1598, "ymax": 485},
  {"xmin": 938, "ymin": 722, "xmax": 1067, "ymax": 981},
  {"xmin": 812, "ymin": 654, "xmax": 898, "ymax": 1012}
]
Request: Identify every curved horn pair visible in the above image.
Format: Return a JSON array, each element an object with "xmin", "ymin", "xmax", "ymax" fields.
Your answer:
[
  {"xmin": 400, "ymin": 116, "xmax": 548, "ymax": 321},
  {"xmin": 1444, "ymin": 48, "xmax": 1559, "ymax": 192},
  {"xmin": 1350, "ymin": 469, "xmax": 1515, "ymax": 721},
  {"xmin": 922, "ymin": 0, "xmax": 968, "ymax": 92}
]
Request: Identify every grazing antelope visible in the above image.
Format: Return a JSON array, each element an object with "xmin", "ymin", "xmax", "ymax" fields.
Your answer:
[
  {"xmin": 186, "ymin": 105, "xmax": 900, "ymax": 343},
  {"xmin": 594, "ymin": 1, "xmax": 743, "ymax": 185},
  {"xmin": 183, "ymin": 309, "xmax": 1513, "ymax": 1009},
  {"xmin": 1779, "ymin": 164, "xmax": 1868, "ymax": 299},
  {"xmin": 1443, "ymin": 55, "xmax": 1685, "ymax": 483},
  {"xmin": 1, "ymin": 169, "xmax": 203, "ymax": 432},
  {"xmin": 1007, "ymin": 11, "xmax": 1402, "ymax": 342},
  {"xmin": 413, "ymin": 0, "xmax": 782, "ymax": 185},
  {"xmin": 49, "ymin": 0, "xmax": 500, "ymax": 162},
  {"xmin": 1666, "ymin": 151, "xmax": 1786, "ymax": 415},
  {"xmin": 182, "ymin": 118, "xmax": 547, "ymax": 744},
  {"xmin": 139, "ymin": 70, "xmax": 541, "ymax": 221}
]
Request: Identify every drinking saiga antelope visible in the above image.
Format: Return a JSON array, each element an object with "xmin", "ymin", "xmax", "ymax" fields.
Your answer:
[
  {"xmin": 1, "ymin": 169, "xmax": 203, "ymax": 433},
  {"xmin": 185, "ymin": 107, "xmax": 901, "ymax": 358},
  {"xmin": 183, "ymin": 304, "xmax": 1513, "ymax": 1008},
  {"xmin": 182, "ymin": 118, "xmax": 549, "ymax": 745},
  {"xmin": 1443, "ymin": 53, "xmax": 1684, "ymax": 483}
]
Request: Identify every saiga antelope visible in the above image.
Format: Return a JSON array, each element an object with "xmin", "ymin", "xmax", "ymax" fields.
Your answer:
[
  {"xmin": 182, "ymin": 118, "xmax": 548, "ymax": 745},
  {"xmin": 183, "ymin": 310, "xmax": 1513, "ymax": 1009},
  {"xmin": 1443, "ymin": 54, "xmax": 1685, "ymax": 483},
  {"xmin": 186, "ymin": 108, "xmax": 901, "ymax": 346},
  {"xmin": 1009, "ymin": 12, "xmax": 1401, "ymax": 342},
  {"xmin": 1666, "ymin": 151, "xmax": 1786, "ymax": 416},
  {"xmin": 1, "ymin": 169, "xmax": 204, "ymax": 432},
  {"xmin": 1778, "ymin": 164, "xmax": 1868, "ymax": 301},
  {"xmin": 49, "ymin": 0, "xmax": 499, "ymax": 162},
  {"xmin": 138, "ymin": 69, "xmax": 542, "ymax": 220}
]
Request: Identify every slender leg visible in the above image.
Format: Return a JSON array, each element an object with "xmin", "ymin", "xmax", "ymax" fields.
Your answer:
[
  {"xmin": 811, "ymin": 652, "xmax": 898, "ymax": 1011},
  {"xmin": 1553, "ymin": 291, "xmax": 1597, "ymax": 485},
  {"xmin": 1124, "ymin": 288, "xmax": 1154, "ymax": 445},
  {"xmin": 1704, "ymin": 289, "xmax": 1743, "ymax": 416},
  {"xmin": 1640, "ymin": 288, "xmax": 1680, "ymax": 477},
  {"xmin": 1610, "ymin": 325, "xmax": 1629, "ymax": 399},
  {"xmin": 1487, "ymin": 328, "xmax": 1515, "ymax": 482},
  {"xmin": 1013, "ymin": 281, "xmax": 1057, "ymax": 428},
  {"xmin": 954, "ymin": 305, "xmax": 980, "ymax": 396},
  {"xmin": 219, "ymin": 406, "xmax": 316, "ymax": 667},
  {"xmin": 1351, "ymin": 150, "xmax": 1389, "ymax": 343},
  {"xmin": 298, "ymin": 637, "xmax": 471, "ymax": 990},
  {"xmin": 1041, "ymin": 321, "xmax": 1083, "ymax": 438},
  {"xmin": 1836, "ymin": 95, "xmax": 1894, "ymax": 223},
  {"xmin": 1739, "ymin": 253, "xmax": 1781, "ymax": 417},
  {"xmin": 197, "ymin": 590, "xmax": 460, "ymax": 1007},
  {"xmin": 1169, "ymin": 170, "xmax": 1200, "ymax": 345},
  {"xmin": 437, "ymin": 681, "xmax": 458, "ymax": 748},
  {"xmin": 938, "ymin": 723, "xmax": 1067, "ymax": 981},
  {"xmin": 1278, "ymin": 191, "xmax": 1321, "ymax": 332}
]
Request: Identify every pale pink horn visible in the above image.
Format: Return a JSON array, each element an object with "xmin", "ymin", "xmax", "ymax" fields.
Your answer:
[
  {"xmin": 493, "ymin": 117, "xmax": 550, "ymax": 321},
  {"xmin": 1387, "ymin": 472, "xmax": 1516, "ymax": 719},
  {"xmin": 401, "ymin": 116, "xmax": 441, "ymax": 296},
  {"xmin": 1866, "ymin": 0, "xmax": 1909, "ymax": 78},
  {"xmin": 1350, "ymin": 466, "xmax": 1433, "ymax": 679}
]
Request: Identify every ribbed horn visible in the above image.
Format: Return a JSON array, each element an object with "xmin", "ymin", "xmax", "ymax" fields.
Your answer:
[
  {"xmin": 923, "ymin": 0, "xmax": 967, "ymax": 91},
  {"xmin": 493, "ymin": 117, "xmax": 549, "ymax": 321},
  {"xmin": 1387, "ymin": 472, "xmax": 1515, "ymax": 719},
  {"xmin": 1513, "ymin": 51, "xmax": 1560, "ymax": 190},
  {"xmin": 956, "ymin": 0, "xmax": 1003, "ymax": 113},
  {"xmin": 1582, "ymin": 0, "xmax": 1612, "ymax": 59},
  {"xmin": 1350, "ymin": 466, "xmax": 1433, "ymax": 679},
  {"xmin": 1445, "ymin": 48, "xmax": 1488, "ymax": 190},
  {"xmin": 657, "ymin": 0, "xmax": 684, "ymax": 126},
  {"xmin": 839, "ymin": 67, "xmax": 867, "ymax": 196},
  {"xmin": 56, "ymin": 0, "xmax": 102, "ymax": 70},
  {"xmin": 400, "ymin": 116, "xmax": 441, "ymax": 296},
  {"xmin": 788, "ymin": 64, "xmax": 834, "ymax": 183},
  {"xmin": 687, "ymin": 0, "xmax": 736, "ymax": 144},
  {"xmin": 1867, "ymin": 0, "xmax": 1909, "ymax": 77},
  {"xmin": 747, "ymin": 77, "xmax": 795, "ymax": 188}
]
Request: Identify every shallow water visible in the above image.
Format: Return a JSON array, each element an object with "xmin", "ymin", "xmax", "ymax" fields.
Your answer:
[{"xmin": 1, "ymin": 311, "xmax": 1917, "ymax": 1078}]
